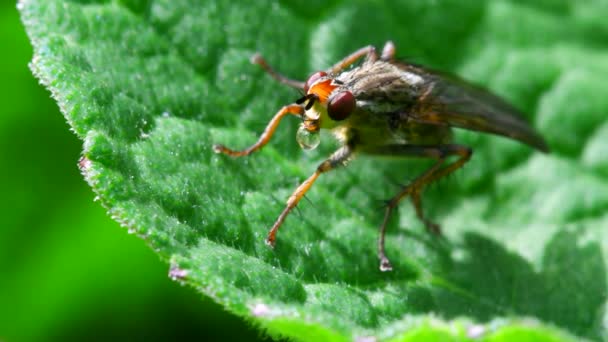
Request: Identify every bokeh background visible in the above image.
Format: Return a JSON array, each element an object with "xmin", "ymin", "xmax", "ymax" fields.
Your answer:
[{"xmin": 0, "ymin": 3, "xmax": 266, "ymax": 341}]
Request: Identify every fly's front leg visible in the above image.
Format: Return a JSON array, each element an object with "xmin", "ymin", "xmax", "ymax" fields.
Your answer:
[
  {"xmin": 266, "ymin": 145, "xmax": 354, "ymax": 247},
  {"xmin": 213, "ymin": 104, "xmax": 303, "ymax": 157},
  {"xmin": 328, "ymin": 45, "xmax": 379, "ymax": 74},
  {"xmin": 251, "ymin": 53, "xmax": 306, "ymax": 89},
  {"xmin": 329, "ymin": 41, "xmax": 396, "ymax": 74},
  {"xmin": 252, "ymin": 42, "xmax": 391, "ymax": 88},
  {"xmin": 362, "ymin": 144, "xmax": 472, "ymax": 271}
]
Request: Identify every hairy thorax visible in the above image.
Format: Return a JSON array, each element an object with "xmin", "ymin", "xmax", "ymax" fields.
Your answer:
[{"xmin": 330, "ymin": 61, "xmax": 453, "ymax": 148}]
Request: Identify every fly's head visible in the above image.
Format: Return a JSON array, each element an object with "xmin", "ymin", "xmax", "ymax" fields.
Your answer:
[{"xmin": 295, "ymin": 71, "xmax": 356, "ymax": 150}]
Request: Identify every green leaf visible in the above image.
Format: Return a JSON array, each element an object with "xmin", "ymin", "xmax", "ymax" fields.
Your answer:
[{"xmin": 20, "ymin": 0, "xmax": 608, "ymax": 340}]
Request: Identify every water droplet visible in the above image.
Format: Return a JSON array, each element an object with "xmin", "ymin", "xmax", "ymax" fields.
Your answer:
[{"xmin": 296, "ymin": 126, "xmax": 320, "ymax": 150}]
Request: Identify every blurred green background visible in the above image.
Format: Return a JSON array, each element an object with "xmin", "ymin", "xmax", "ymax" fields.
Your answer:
[{"xmin": 0, "ymin": 3, "xmax": 266, "ymax": 341}]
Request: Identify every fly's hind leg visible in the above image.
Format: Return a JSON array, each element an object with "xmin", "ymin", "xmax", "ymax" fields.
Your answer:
[{"xmin": 363, "ymin": 144, "xmax": 472, "ymax": 271}]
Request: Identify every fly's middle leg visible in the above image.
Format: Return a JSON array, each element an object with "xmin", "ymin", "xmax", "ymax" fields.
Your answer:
[{"xmin": 266, "ymin": 145, "xmax": 354, "ymax": 247}]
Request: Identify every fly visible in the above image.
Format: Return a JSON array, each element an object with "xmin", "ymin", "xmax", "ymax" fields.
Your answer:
[{"xmin": 213, "ymin": 41, "xmax": 549, "ymax": 271}]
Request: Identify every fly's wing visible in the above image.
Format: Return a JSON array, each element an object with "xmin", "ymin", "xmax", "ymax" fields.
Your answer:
[{"xmin": 401, "ymin": 63, "xmax": 549, "ymax": 152}]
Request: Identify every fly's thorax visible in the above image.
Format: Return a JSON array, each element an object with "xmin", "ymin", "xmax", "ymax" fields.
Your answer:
[
  {"xmin": 336, "ymin": 60, "xmax": 425, "ymax": 89},
  {"xmin": 334, "ymin": 60, "xmax": 422, "ymax": 115}
]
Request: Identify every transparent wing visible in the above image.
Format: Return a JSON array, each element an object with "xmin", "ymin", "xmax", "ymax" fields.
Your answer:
[{"xmin": 400, "ymin": 62, "xmax": 549, "ymax": 152}]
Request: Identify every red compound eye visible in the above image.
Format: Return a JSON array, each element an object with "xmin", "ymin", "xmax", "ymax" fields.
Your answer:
[
  {"xmin": 328, "ymin": 91, "xmax": 355, "ymax": 121},
  {"xmin": 304, "ymin": 71, "xmax": 327, "ymax": 93}
]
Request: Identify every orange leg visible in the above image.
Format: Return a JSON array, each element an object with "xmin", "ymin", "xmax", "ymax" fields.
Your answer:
[
  {"xmin": 364, "ymin": 144, "xmax": 472, "ymax": 271},
  {"xmin": 266, "ymin": 145, "xmax": 353, "ymax": 247},
  {"xmin": 250, "ymin": 53, "xmax": 305, "ymax": 90},
  {"xmin": 328, "ymin": 45, "xmax": 378, "ymax": 74},
  {"xmin": 252, "ymin": 42, "xmax": 393, "ymax": 89},
  {"xmin": 213, "ymin": 104, "xmax": 303, "ymax": 157}
]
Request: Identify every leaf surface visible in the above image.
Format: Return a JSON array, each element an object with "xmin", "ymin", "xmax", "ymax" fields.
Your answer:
[{"xmin": 20, "ymin": 0, "xmax": 608, "ymax": 340}]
